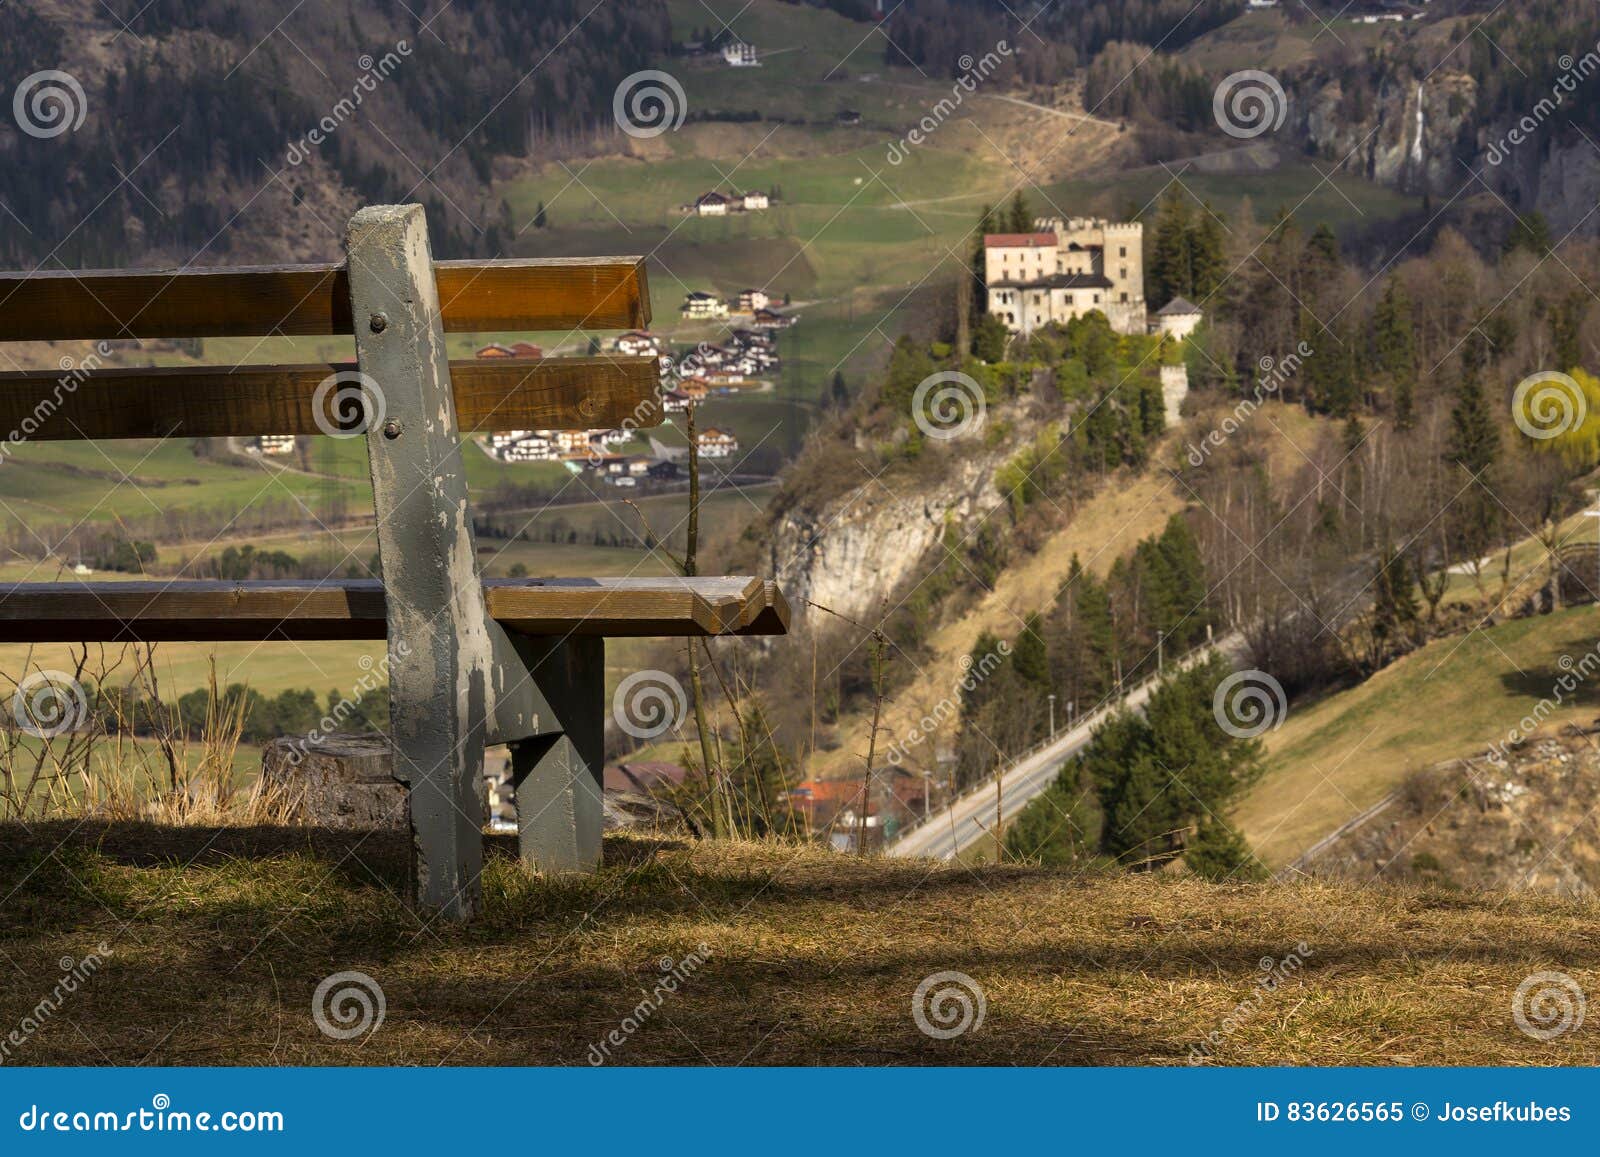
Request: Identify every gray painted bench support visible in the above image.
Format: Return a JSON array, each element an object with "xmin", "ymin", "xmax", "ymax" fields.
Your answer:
[
  {"xmin": 347, "ymin": 205, "xmax": 600, "ymax": 918},
  {"xmin": 509, "ymin": 637, "xmax": 606, "ymax": 873}
]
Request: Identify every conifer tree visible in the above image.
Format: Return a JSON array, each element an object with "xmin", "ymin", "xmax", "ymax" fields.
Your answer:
[
  {"xmin": 1445, "ymin": 364, "xmax": 1500, "ymax": 478},
  {"xmin": 1189, "ymin": 203, "xmax": 1227, "ymax": 303},
  {"xmin": 1372, "ymin": 279, "xmax": 1417, "ymax": 428},
  {"xmin": 1148, "ymin": 191, "xmax": 1193, "ymax": 308},
  {"xmin": 1011, "ymin": 612, "xmax": 1051, "ymax": 695},
  {"xmin": 1005, "ymin": 190, "xmax": 1032, "ymax": 233}
]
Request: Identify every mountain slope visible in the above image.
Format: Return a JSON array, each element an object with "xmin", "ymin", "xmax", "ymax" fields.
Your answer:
[{"xmin": 1235, "ymin": 603, "xmax": 1600, "ymax": 868}]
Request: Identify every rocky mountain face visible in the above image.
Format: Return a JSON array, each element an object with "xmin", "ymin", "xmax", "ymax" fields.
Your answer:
[
  {"xmin": 1297, "ymin": 71, "xmax": 1477, "ymax": 196},
  {"xmin": 766, "ymin": 450, "xmax": 1003, "ymax": 624},
  {"xmin": 1294, "ymin": 64, "xmax": 1600, "ymax": 239}
]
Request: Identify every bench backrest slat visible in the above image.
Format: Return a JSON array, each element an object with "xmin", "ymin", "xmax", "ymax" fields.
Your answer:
[
  {"xmin": 0, "ymin": 356, "xmax": 659, "ymax": 440},
  {"xmin": 0, "ymin": 256, "xmax": 650, "ymax": 341}
]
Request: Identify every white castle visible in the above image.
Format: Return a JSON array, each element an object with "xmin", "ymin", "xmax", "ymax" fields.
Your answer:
[{"xmin": 984, "ymin": 216, "xmax": 1148, "ymax": 337}]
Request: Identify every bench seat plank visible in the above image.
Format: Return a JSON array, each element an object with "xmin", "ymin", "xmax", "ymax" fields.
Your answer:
[
  {"xmin": 0, "ymin": 577, "xmax": 789, "ymax": 642},
  {"xmin": 0, "ymin": 257, "xmax": 650, "ymax": 341},
  {"xmin": 0, "ymin": 356, "xmax": 661, "ymax": 439}
]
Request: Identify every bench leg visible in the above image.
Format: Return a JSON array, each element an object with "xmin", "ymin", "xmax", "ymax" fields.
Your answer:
[
  {"xmin": 346, "ymin": 203, "xmax": 494, "ymax": 921},
  {"xmin": 509, "ymin": 637, "xmax": 605, "ymax": 872}
]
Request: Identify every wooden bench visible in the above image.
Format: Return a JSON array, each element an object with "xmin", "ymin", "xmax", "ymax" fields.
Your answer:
[{"xmin": 0, "ymin": 203, "xmax": 788, "ymax": 919}]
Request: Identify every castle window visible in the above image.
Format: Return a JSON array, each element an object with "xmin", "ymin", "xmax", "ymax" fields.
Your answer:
[{"xmin": 1119, "ymin": 246, "xmax": 1126, "ymax": 258}]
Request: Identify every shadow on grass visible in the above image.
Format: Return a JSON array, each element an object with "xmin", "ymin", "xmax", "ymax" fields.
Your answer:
[{"xmin": 2, "ymin": 820, "xmax": 1598, "ymax": 1064}]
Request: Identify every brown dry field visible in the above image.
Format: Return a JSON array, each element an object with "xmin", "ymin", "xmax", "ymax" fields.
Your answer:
[{"xmin": 1, "ymin": 825, "xmax": 1596, "ymax": 1066}]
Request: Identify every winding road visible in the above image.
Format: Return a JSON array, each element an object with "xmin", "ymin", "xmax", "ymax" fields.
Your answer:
[{"xmin": 887, "ymin": 636, "xmax": 1244, "ymax": 861}]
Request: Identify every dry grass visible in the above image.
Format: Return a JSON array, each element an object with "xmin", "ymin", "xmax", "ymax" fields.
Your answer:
[
  {"xmin": 1, "ymin": 827, "xmax": 1596, "ymax": 1066},
  {"xmin": 1236, "ymin": 604, "xmax": 1600, "ymax": 866}
]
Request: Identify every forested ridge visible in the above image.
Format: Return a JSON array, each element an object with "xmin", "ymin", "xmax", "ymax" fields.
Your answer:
[{"xmin": 0, "ymin": 0, "xmax": 671, "ymax": 267}]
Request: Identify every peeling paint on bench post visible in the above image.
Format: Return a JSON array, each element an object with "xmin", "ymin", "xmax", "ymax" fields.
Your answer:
[{"xmin": 347, "ymin": 204, "xmax": 490, "ymax": 920}]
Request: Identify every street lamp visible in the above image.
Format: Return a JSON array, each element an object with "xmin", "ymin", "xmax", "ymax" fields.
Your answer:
[
  {"xmin": 1048, "ymin": 693, "xmax": 1056, "ymax": 738},
  {"xmin": 1157, "ymin": 629, "xmax": 1165, "ymax": 675}
]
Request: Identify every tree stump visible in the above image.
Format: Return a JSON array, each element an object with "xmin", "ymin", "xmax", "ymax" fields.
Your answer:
[
  {"xmin": 260, "ymin": 734, "xmax": 409, "ymax": 830},
  {"xmin": 260, "ymin": 733, "xmax": 498, "ymax": 832}
]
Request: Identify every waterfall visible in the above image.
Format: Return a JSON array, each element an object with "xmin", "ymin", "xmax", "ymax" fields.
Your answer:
[{"xmin": 1410, "ymin": 82, "xmax": 1425, "ymax": 169}]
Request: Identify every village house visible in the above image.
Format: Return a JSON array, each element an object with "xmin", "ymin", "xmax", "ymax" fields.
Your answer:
[
  {"xmin": 721, "ymin": 40, "xmax": 759, "ymax": 67},
  {"xmin": 751, "ymin": 306, "xmax": 795, "ymax": 330},
  {"xmin": 681, "ymin": 291, "xmax": 729, "ymax": 320},
  {"xmin": 488, "ymin": 430, "xmax": 532, "ymax": 451},
  {"xmin": 984, "ymin": 217, "xmax": 1147, "ymax": 337},
  {"xmin": 735, "ymin": 288, "xmax": 769, "ymax": 313},
  {"xmin": 475, "ymin": 341, "xmax": 543, "ymax": 358},
  {"xmin": 550, "ymin": 429, "xmax": 592, "ymax": 455},
  {"xmin": 690, "ymin": 192, "xmax": 729, "ymax": 217},
  {"xmin": 696, "ymin": 427, "xmax": 739, "ymax": 459},
  {"xmin": 615, "ymin": 331, "xmax": 666, "ymax": 357},
  {"xmin": 728, "ymin": 327, "xmax": 772, "ymax": 350},
  {"xmin": 256, "ymin": 434, "xmax": 295, "ymax": 456},
  {"xmin": 588, "ymin": 453, "xmax": 629, "ymax": 474},
  {"xmin": 685, "ymin": 189, "xmax": 769, "ymax": 216},
  {"xmin": 499, "ymin": 434, "xmax": 556, "ymax": 463}
]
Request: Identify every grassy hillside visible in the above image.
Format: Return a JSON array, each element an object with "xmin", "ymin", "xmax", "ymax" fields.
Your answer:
[
  {"xmin": 2, "ymin": 827, "xmax": 1594, "ymax": 1065},
  {"xmin": 1236, "ymin": 603, "xmax": 1600, "ymax": 867}
]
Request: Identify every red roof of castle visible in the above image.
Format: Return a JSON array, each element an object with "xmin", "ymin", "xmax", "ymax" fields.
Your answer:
[{"xmin": 984, "ymin": 232, "xmax": 1057, "ymax": 248}]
